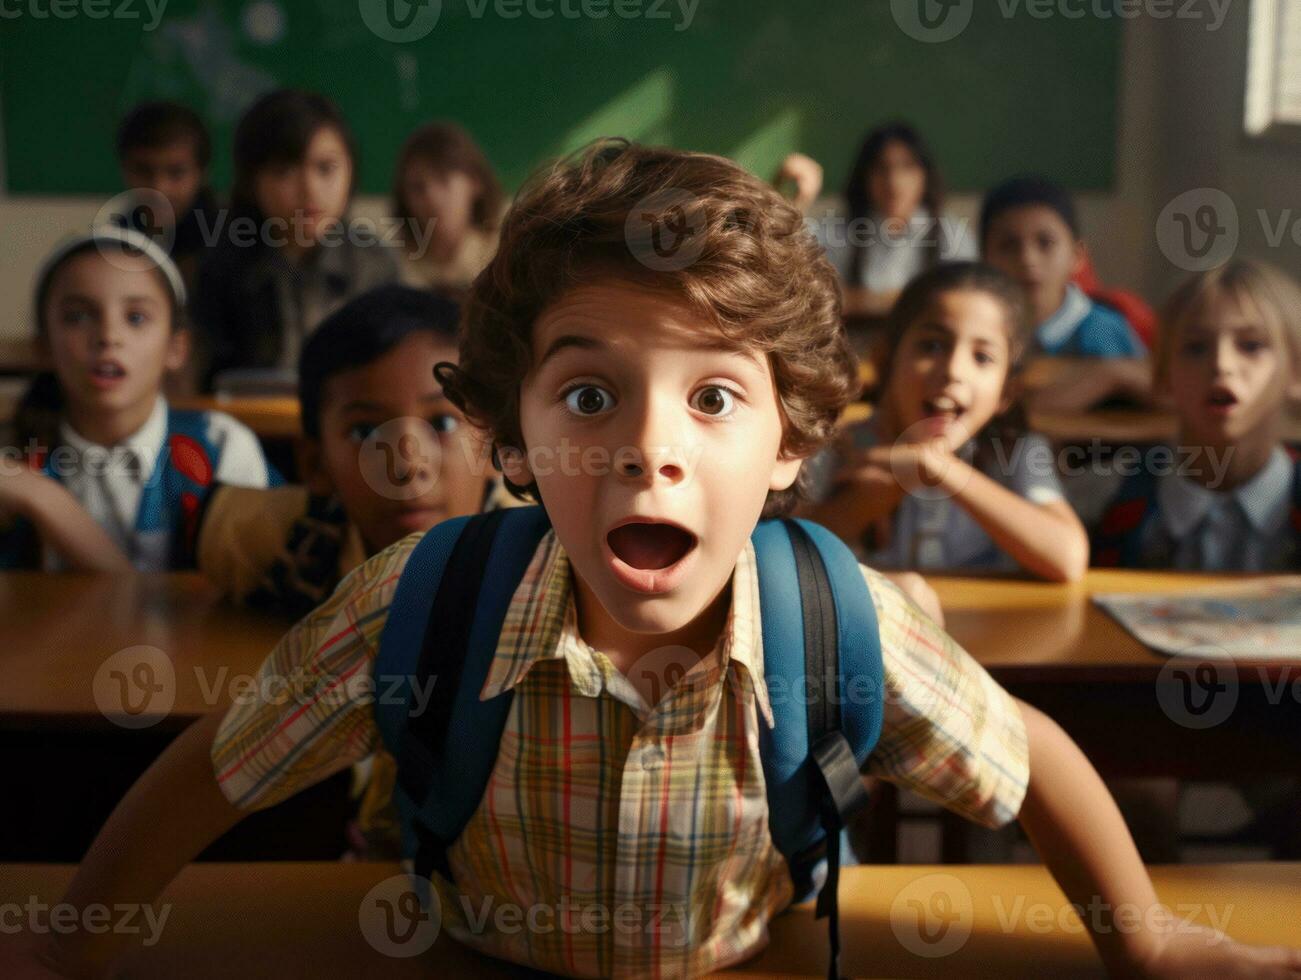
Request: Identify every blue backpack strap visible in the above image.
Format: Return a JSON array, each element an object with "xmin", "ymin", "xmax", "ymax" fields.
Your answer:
[
  {"xmin": 1092, "ymin": 466, "xmax": 1159, "ymax": 567},
  {"xmin": 753, "ymin": 517, "xmax": 883, "ymax": 980},
  {"xmin": 374, "ymin": 505, "xmax": 552, "ymax": 884}
]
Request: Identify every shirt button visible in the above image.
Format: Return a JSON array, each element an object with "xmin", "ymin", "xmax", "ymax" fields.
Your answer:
[{"xmin": 640, "ymin": 746, "xmax": 665, "ymax": 771}]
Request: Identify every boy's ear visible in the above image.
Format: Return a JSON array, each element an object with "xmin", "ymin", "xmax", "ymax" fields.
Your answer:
[
  {"xmin": 164, "ymin": 328, "xmax": 190, "ymax": 373},
  {"xmin": 296, "ymin": 437, "xmax": 335, "ymax": 497},
  {"xmin": 769, "ymin": 453, "xmax": 805, "ymax": 493},
  {"xmin": 497, "ymin": 444, "xmax": 533, "ymax": 488}
]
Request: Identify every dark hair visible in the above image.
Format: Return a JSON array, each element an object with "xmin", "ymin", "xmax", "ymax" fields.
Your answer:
[
  {"xmin": 298, "ymin": 284, "xmax": 460, "ymax": 439},
  {"xmin": 16, "ymin": 239, "xmax": 185, "ymax": 450},
  {"xmin": 843, "ymin": 122, "xmax": 944, "ymax": 287},
  {"xmin": 875, "ymin": 261, "xmax": 1031, "ymax": 453},
  {"xmin": 979, "ymin": 175, "xmax": 1080, "ymax": 247},
  {"xmin": 116, "ymin": 101, "xmax": 212, "ymax": 169},
  {"xmin": 391, "ymin": 121, "xmax": 504, "ymax": 244},
  {"xmin": 231, "ymin": 89, "xmax": 357, "ymax": 213},
  {"xmin": 437, "ymin": 138, "xmax": 856, "ymax": 519}
]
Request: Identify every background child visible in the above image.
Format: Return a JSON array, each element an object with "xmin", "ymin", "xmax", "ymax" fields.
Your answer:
[
  {"xmin": 797, "ymin": 122, "xmax": 975, "ymax": 322},
  {"xmin": 114, "ymin": 101, "xmax": 218, "ymax": 291},
  {"xmin": 0, "ymin": 227, "xmax": 271, "ymax": 571},
  {"xmin": 1094, "ymin": 259, "xmax": 1301, "ymax": 570},
  {"xmin": 391, "ymin": 121, "xmax": 502, "ymax": 299},
  {"xmin": 980, "ymin": 175, "xmax": 1153, "ymax": 413},
  {"xmin": 196, "ymin": 284, "xmax": 503, "ymax": 615},
  {"xmin": 191, "ymin": 89, "xmax": 397, "ymax": 389},
  {"xmin": 808, "ymin": 261, "xmax": 1089, "ymax": 582}
]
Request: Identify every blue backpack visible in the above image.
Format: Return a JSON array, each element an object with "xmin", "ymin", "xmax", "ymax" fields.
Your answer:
[{"xmin": 374, "ymin": 505, "xmax": 885, "ymax": 979}]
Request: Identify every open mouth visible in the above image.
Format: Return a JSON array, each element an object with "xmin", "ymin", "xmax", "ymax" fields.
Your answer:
[
  {"xmin": 922, "ymin": 395, "xmax": 965, "ymax": 421},
  {"xmin": 604, "ymin": 519, "xmax": 699, "ymax": 595},
  {"xmin": 1206, "ymin": 388, "xmax": 1239, "ymax": 412},
  {"xmin": 608, "ymin": 521, "xmax": 696, "ymax": 569},
  {"xmin": 92, "ymin": 362, "xmax": 126, "ymax": 379}
]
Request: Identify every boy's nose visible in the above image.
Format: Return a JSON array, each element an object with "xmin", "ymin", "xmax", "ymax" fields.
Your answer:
[
  {"xmin": 614, "ymin": 401, "xmax": 692, "ymax": 486},
  {"xmin": 614, "ymin": 449, "xmax": 685, "ymax": 484}
]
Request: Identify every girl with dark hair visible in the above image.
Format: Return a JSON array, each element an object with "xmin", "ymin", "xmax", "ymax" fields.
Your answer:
[
  {"xmin": 785, "ymin": 122, "xmax": 975, "ymax": 320},
  {"xmin": 391, "ymin": 121, "xmax": 503, "ymax": 297},
  {"xmin": 191, "ymin": 89, "xmax": 397, "ymax": 389}
]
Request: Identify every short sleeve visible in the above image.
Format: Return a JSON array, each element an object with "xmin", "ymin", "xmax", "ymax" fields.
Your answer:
[
  {"xmin": 860, "ymin": 565, "xmax": 1029, "ymax": 828},
  {"xmin": 1076, "ymin": 306, "xmax": 1145, "ymax": 358},
  {"xmin": 210, "ymin": 536, "xmax": 419, "ymax": 811},
  {"xmin": 207, "ymin": 411, "xmax": 272, "ymax": 488},
  {"xmin": 196, "ymin": 484, "xmax": 309, "ymax": 601},
  {"xmin": 999, "ymin": 433, "xmax": 1065, "ymax": 506}
]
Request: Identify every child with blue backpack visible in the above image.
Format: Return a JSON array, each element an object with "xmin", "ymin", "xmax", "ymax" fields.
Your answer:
[
  {"xmin": 0, "ymin": 227, "xmax": 273, "ymax": 571},
  {"xmin": 13, "ymin": 144, "xmax": 1301, "ymax": 979},
  {"xmin": 1094, "ymin": 259, "xmax": 1301, "ymax": 570}
]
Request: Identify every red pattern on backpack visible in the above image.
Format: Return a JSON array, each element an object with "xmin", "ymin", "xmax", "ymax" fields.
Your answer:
[
  {"xmin": 1099, "ymin": 497, "xmax": 1148, "ymax": 537},
  {"xmin": 169, "ymin": 434, "xmax": 213, "ymax": 486}
]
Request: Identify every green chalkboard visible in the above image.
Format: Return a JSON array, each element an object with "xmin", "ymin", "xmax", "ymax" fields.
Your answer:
[{"xmin": 0, "ymin": 0, "xmax": 1121, "ymax": 196}]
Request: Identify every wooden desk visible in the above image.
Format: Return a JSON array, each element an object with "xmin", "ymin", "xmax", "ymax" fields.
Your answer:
[
  {"xmin": 0, "ymin": 572, "xmax": 290, "ymax": 731},
  {"xmin": 931, "ymin": 570, "xmax": 1301, "ymax": 778},
  {"xmin": 172, "ymin": 395, "xmax": 301, "ymax": 441},
  {"xmin": 3, "ymin": 862, "xmax": 1297, "ymax": 978},
  {"xmin": 0, "ymin": 338, "xmax": 45, "ymax": 376}
]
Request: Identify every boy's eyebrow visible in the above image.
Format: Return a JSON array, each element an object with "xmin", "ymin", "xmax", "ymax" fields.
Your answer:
[{"xmin": 537, "ymin": 334, "xmax": 603, "ymax": 369}]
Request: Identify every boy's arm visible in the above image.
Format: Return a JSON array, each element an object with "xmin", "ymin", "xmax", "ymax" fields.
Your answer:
[
  {"xmin": 33, "ymin": 711, "xmax": 243, "ymax": 978},
  {"xmin": 1017, "ymin": 699, "xmax": 1301, "ymax": 977},
  {"xmin": 0, "ymin": 470, "xmax": 130, "ymax": 571},
  {"xmin": 1025, "ymin": 357, "xmax": 1156, "ymax": 414}
]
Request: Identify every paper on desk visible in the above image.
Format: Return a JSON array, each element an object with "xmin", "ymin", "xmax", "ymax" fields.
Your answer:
[{"xmin": 1093, "ymin": 577, "xmax": 1301, "ymax": 659}]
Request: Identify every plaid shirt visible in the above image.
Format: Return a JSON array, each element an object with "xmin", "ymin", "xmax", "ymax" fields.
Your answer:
[{"xmin": 213, "ymin": 529, "xmax": 1029, "ymax": 978}]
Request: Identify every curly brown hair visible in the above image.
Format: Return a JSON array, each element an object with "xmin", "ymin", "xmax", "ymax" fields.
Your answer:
[{"xmin": 436, "ymin": 138, "xmax": 859, "ymax": 518}]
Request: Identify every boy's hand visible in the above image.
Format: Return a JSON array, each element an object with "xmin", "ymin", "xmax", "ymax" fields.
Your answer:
[
  {"xmin": 1137, "ymin": 923, "xmax": 1301, "ymax": 978},
  {"xmin": 0, "ymin": 467, "xmax": 42, "ymax": 520}
]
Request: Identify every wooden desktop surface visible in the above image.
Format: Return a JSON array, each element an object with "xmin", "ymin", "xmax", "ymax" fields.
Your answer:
[
  {"xmin": 2, "ymin": 862, "xmax": 1297, "ymax": 978},
  {"xmin": 0, "ymin": 572, "xmax": 290, "ymax": 730}
]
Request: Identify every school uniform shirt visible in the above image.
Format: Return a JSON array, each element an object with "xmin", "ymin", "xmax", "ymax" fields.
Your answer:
[
  {"xmin": 50, "ymin": 397, "xmax": 270, "ymax": 571},
  {"xmin": 397, "ymin": 225, "xmax": 499, "ymax": 295},
  {"xmin": 804, "ymin": 425, "xmax": 1066, "ymax": 572},
  {"xmin": 811, "ymin": 207, "xmax": 976, "ymax": 294},
  {"xmin": 211, "ymin": 528, "xmax": 1030, "ymax": 978},
  {"xmin": 1035, "ymin": 283, "xmax": 1144, "ymax": 357},
  {"xmin": 1135, "ymin": 445, "xmax": 1297, "ymax": 571},
  {"xmin": 192, "ymin": 214, "xmax": 399, "ymax": 388}
]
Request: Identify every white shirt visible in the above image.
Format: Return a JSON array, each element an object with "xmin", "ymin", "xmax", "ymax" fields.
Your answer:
[
  {"xmin": 1148, "ymin": 446, "xmax": 1296, "ymax": 571},
  {"xmin": 811, "ymin": 207, "xmax": 976, "ymax": 294},
  {"xmin": 51, "ymin": 396, "xmax": 270, "ymax": 571}
]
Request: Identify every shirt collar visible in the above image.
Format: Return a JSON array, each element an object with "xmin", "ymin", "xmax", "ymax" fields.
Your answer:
[
  {"xmin": 59, "ymin": 395, "xmax": 168, "ymax": 481},
  {"xmin": 479, "ymin": 531, "xmax": 774, "ymax": 727},
  {"xmin": 1036, "ymin": 283, "xmax": 1092, "ymax": 352},
  {"xmin": 1158, "ymin": 445, "xmax": 1293, "ymax": 537}
]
